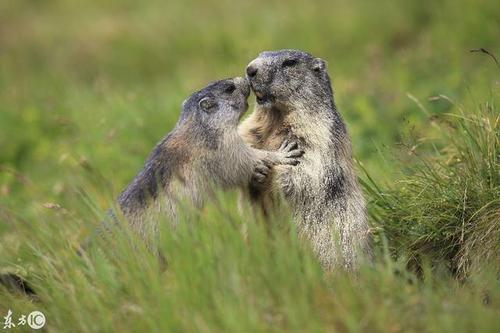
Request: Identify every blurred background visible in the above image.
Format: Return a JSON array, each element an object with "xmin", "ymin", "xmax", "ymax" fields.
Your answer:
[{"xmin": 0, "ymin": 0, "xmax": 498, "ymax": 221}]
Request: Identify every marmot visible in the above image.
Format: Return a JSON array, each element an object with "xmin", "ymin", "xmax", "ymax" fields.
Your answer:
[
  {"xmin": 1, "ymin": 77, "xmax": 304, "ymax": 295},
  {"xmin": 116, "ymin": 77, "xmax": 303, "ymax": 242},
  {"xmin": 239, "ymin": 50, "xmax": 371, "ymax": 269}
]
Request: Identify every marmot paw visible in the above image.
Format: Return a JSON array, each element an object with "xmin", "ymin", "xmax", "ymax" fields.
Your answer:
[
  {"xmin": 251, "ymin": 162, "xmax": 271, "ymax": 185},
  {"xmin": 278, "ymin": 139, "xmax": 304, "ymax": 165}
]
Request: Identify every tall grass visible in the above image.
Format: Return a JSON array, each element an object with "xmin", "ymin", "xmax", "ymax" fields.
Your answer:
[
  {"xmin": 364, "ymin": 96, "xmax": 499, "ymax": 279},
  {"xmin": 1, "ymin": 188, "xmax": 499, "ymax": 332}
]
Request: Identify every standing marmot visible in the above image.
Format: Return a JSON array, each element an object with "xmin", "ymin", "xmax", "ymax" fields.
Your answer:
[
  {"xmin": 117, "ymin": 77, "xmax": 303, "ymax": 242},
  {"xmin": 239, "ymin": 50, "xmax": 371, "ymax": 269}
]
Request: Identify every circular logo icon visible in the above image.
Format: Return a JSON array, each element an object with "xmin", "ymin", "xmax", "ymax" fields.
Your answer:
[{"xmin": 27, "ymin": 311, "xmax": 46, "ymax": 330}]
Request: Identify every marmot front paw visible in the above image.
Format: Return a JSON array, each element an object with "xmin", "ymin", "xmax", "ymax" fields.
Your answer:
[
  {"xmin": 251, "ymin": 139, "xmax": 304, "ymax": 186},
  {"xmin": 251, "ymin": 161, "xmax": 271, "ymax": 186},
  {"xmin": 278, "ymin": 139, "xmax": 304, "ymax": 166}
]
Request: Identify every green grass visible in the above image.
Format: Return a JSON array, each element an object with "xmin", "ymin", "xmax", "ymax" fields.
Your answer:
[
  {"xmin": 1, "ymin": 0, "xmax": 499, "ymax": 332},
  {"xmin": 1, "ymin": 199, "xmax": 499, "ymax": 332},
  {"xmin": 364, "ymin": 98, "xmax": 499, "ymax": 280}
]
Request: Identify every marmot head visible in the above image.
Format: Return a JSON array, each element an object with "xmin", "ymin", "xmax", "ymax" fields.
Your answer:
[
  {"xmin": 180, "ymin": 77, "xmax": 250, "ymax": 129},
  {"xmin": 246, "ymin": 49, "xmax": 333, "ymax": 110}
]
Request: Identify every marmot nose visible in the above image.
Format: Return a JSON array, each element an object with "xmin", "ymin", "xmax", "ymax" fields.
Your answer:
[{"xmin": 246, "ymin": 65, "xmax": 258, "ymax": 78}]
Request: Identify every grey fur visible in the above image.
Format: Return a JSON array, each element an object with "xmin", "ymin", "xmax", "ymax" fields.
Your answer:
[
  {"xmin": 117, "ymin": 77, "xmax": 303, "ymax": 242},
  {"xmin": 240, "ymin": 50, "xmax": 372, "ymax": 270}
]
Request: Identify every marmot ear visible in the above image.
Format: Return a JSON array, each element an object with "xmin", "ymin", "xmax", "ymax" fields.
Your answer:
[
  {"xmin": 199, "ymin": 97, "xmax": 217, "ymax": 112},
  {"xmin": 312, "ymin": 58, "xmax": 327, "ymax": 72}
]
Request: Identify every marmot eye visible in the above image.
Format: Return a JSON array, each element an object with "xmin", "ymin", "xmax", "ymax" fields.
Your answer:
[
  {"xmin": 225, "ymin": 84, "xmax": 236, "ymax": 94},
  {"xmin": 282, "ymin": 59, "xmax": 298, "ymax": 68}
]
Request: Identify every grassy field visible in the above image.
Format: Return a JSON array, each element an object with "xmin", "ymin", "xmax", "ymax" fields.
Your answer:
[{"xmin": 1, "ymin": 0, "xmax": 499, "ymax": 332}]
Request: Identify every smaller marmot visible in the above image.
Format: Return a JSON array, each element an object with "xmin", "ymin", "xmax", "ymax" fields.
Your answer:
[
  {"xmin": 2, "ymin": 78, "xmax": 303, "ymax": 296},
  {"xmin": 116, "ymin": 77, "xmax": 303, "ymax": 242}
]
